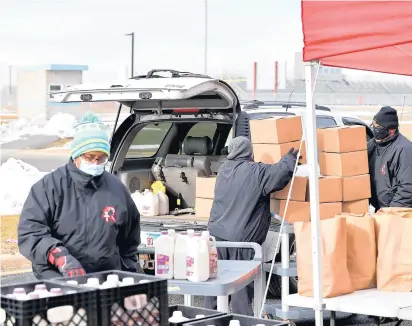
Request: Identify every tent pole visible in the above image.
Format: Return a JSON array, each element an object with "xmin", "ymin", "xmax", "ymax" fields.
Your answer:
[{"xmin": 304, "ymin": 61, "xmax": 324, "ymax": 326}]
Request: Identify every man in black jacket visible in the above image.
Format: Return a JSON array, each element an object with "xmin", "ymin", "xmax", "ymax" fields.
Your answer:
[
  {"xmin": 18, "ymin": 113, "xmax": 140, "ymax": 279},
  {"xmin": 204, "ymin": 136, "xmax": 297, "ymax": 314},
  {"xmin": 368, "ymin": 106, "xmax": 412, "ymax": 211}
]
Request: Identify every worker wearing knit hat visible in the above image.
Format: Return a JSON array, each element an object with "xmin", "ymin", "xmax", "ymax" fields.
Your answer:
[
  {"xmin": 18, "ymin": 111, "xmax": 140, "ymax": 279},
  {"xmin": 70, "ymin": 112, "xmax": 110, "ymax": 176}
]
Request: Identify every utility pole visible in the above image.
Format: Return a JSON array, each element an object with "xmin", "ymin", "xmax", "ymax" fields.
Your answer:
[
  {"xmin": 204, "ymin": 0, "xmax": 208, "ymax": 75},
  {"xmin": 125, "ymin": 33, "xmax": 135, "ymax": 78}
]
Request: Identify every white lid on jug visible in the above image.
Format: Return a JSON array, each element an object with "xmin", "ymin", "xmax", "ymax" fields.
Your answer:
[
  {"xmin": 66, "ymin": 280, "xmax": 78, "ymax": 285},
  {"xmin": 50, "ymin": 288, "xmax": 63, "ymax": 295},
  {"xmin": 201, "ymin": 231, "xmax": 210, "ymax": 237},
  {"xmin": 107, "ymin": 274, "xmax": 119, "ymax": 283},
  {"xmin": 172, "ymin": 311, "xmax": 184, "ymax": 318},
  {"xmin": 34, "ymin": 284, "xmax": 47, "ymax": 291},
  {"xmin": 122, "ymin": 277, "xmax": 135, "ymax": 285},
  {"xmin": 87, "ymin": 278, "xmax": 100, "ymax": 286},
  {"xmin": 229, "ymin": 320, "xmax": 241, "ymax": 326},
  {"xmin": 168, "ymin": 229, "xmax": 176, "ymax": 235},
  {"xmin": 13, "ymin": 288, "xmax": 26, "ymax": 295},
  {"xmin": 187, "ymin": 229, "xmax": 195, "ymax": 235}
]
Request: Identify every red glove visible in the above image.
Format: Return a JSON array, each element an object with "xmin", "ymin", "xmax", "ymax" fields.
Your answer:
[{"xmin": 48, "ymin": 247, "xmax": 85, "ymax": 277}]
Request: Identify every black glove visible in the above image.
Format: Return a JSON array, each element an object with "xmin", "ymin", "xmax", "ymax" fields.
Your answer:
[
  {"xmin": 48, "ymin": 247, "xmax": 85, "ymax": 277},
  {"xmin": 288, "ymin": 147, "xmax": 303, "ymax": 160}
]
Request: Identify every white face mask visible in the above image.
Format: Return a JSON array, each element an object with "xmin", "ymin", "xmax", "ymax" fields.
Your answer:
[{"xmin": 78, "ymin": 159, "xmax": 105, "ymax": 176}]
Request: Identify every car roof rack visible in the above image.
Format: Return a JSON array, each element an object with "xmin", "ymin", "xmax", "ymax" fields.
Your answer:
[
  {"xmin": 242, "ymin": 100, "xmax": 331, "ymax": 111},
  {"xmin": 131, "ymin": 69, "xmax": 212, "ymax": 80}
]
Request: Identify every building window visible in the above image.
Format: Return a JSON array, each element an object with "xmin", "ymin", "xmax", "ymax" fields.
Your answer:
[{"xmin": 49, "ymin": 84, "xmax": 63, "ymax": 92}]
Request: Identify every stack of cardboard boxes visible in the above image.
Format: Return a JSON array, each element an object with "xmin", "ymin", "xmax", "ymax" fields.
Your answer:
[
  {"xmin": 317, "ymin": 125, "xmax": 371, "ymax": 213},
  {"xmin": 274, "ymin": 125, "xmax": 371, "ymax": 222}
]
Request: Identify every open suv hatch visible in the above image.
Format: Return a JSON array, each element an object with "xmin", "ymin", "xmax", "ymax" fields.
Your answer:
[{"xmin": 51, "ymin": 69, "xmax": 250, "ymax": 211}]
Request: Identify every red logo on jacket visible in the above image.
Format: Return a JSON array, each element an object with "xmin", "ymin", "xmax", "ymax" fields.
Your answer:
[{"xmin": 101, "ymin": 206, "xmax": 116, "ymax": 223}]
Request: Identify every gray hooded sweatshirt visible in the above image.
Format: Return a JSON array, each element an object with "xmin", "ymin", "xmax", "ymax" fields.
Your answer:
[{"xmin": 208, "ymin": 136, "xmax": 296, "ymax": 244}]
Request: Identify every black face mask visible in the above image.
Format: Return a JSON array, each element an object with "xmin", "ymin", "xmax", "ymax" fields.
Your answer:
[{"xmin": 373, "ymin": 125, "xmax": 391, "ymax": 140}]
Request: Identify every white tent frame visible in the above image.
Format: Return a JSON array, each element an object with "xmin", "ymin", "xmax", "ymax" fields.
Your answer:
[{"xmin": 304, "ymin": 61, "xmax": 325, "ymax": 326}]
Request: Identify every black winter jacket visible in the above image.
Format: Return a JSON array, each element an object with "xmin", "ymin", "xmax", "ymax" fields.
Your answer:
[
  {"xmin": 208, "ymin": 152, "xmax": 295, "ymax": 245},
  {"xmin": 368, "ymin": 133, "xmax": 412, "ymax": 210},
  {"xmin": 18, "ymin": 160, "xmax": 140, "ymax": 279}
]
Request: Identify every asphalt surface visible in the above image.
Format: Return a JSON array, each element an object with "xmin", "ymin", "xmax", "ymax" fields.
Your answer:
[
  {"xmin": 0, "ymin": 272, "xmax": 409, "ymax": 326},
  {"xmin": 1, "ymin": 135, "xmax": 59, "ymax": 150}
]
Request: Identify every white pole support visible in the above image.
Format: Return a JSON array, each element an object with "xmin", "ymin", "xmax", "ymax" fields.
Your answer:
[{"xmin": 304, "ymin": 61, "xmax": 324, "ymax": 326}]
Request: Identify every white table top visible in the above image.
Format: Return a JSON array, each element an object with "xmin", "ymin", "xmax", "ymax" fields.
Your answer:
[
  {"xmin": 284, "ymin": 289, "xmax": 412, "ymax": 319},
  {"xmin": 167, "ymin": 260, "xmax": 261, "ymax": 296}
]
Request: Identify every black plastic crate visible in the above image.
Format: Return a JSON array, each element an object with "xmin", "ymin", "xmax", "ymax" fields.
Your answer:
[
  {"xmin": 186, "ymin": 313, "xmax": 290, "ymax": 326},
  {"xmin": 168, "ymin": 305, "xmax": 226, "ymax": 326},
  {"xmin": 0, "ymin": 280, "xmax": 98, "ymax": 326},
  {"xmin": 54, "ymin": 270, "xmax": 169, "ymax": 326}
]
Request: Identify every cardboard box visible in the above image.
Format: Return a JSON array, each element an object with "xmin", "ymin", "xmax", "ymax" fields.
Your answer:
[
  {"xmin": 306, "ymin": 176, "xmax": 343, "ymax": 203},
  {"xmin": 342, "ymin": 174, "xmax": 371, "ymax": 201},
  {"xmin": 250, "ymin": 116, "xmax": 302, "ymax": 144},
  {"xmin": 273, "ymin": 176, "xmax": 307, "ymax": 201},
  {"xmin": 319, "ymin": 150, "xmax": 368, "ymax": 177},
  {"xmin": 342, "ymin": 199, "xmax": 370, "ymax": 214},
  {"xmin": 317, "ymin": 126, "xmax": 367, "ymax": 153},
  {"xmin": 279, "ymin": 200, "xmax": 342, "ymax": 223},
  {"xmin": 253, "ymin": 141, "xmax": 307, "ymax": 164},
  {"xmin": 195, "ymin": 198, "xmax": 213, "ymax": 219},
  {"xmin": 195, "ymin": 177, "xmax": 216, "ymax": 199}
]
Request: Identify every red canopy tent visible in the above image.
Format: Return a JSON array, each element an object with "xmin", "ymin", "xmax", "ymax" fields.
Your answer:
[
  {"xmin": 301, "ymin": 0, "xmax": 412, "ymax": 76},
  {"xmin": 296, "ymin": 2, "xmax": 412, "ymax": 325}
]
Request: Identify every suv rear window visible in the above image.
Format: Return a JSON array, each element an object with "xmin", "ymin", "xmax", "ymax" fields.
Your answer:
[
  {"xmin": 186, "ymin": 122, "xmax": 217, "ymax": 139},
  {"xmin": 126, "ymin": 122, "xmax": 172, "ymax": 158}
]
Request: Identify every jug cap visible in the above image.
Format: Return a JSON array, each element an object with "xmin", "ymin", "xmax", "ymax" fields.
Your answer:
[{"xmin": 172, "ymin": 311, "xmax": 183, "ymax": 318}]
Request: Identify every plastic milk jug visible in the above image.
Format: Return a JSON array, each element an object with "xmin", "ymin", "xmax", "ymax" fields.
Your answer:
[
  {"xmin": 201, "ymin": 231, "xmax": 218, "ymax": 278},
  {"xmin": 168, "ymin": 311, "xmax": 189, "ymax": 323},
  {"xmin": 155, "ymin": 231, "xmax": 174, "ymax": 279},
  {"xmin": 158, "ymin": 191, "xmax": 169, "ymax": 215},
  {"xmin": 131, "ymin": 190, "xmax": 143, "ymax": 211},
  {"xmin": 173, "ymin": 231, "xmax": 188, "ymax": 279},
  {"xmin": 140, "ymin": 190, "xmax": 159, "ymax": 216},
  {"xmin": 187, "ymin": 234, "xmax": 210, "ymax": 282}
]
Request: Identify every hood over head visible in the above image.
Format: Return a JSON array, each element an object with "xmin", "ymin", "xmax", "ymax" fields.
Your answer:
[{"xmin": 227, "ymin": 136, "xmax": 253, "ymax": 161}]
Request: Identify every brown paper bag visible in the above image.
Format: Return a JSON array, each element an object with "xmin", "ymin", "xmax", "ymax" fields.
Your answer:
[
  {"xmin": 373, "ymin": 211, "xmax": 412, "ymax": 246},
  {"xmin": 377, "ymin": 216, "xmax": 412, "ymax": 292},
  {"xmin": 294, "ymin": 217, "xmax": 353, "ymax": 298},
  {"xmin": 344, "ymin": 215, "xmax": 376, "ymax": 290}
]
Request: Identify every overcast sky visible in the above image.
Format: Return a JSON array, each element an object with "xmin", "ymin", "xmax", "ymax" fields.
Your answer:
[{"xmin": 0, "ymin": 0, "xmax": 410, "ymax": 85}]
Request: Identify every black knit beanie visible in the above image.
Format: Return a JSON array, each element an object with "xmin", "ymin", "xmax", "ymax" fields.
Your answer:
[{"xmin": 373, "ymin": 106, "xmax": 399, "ymax": 129}]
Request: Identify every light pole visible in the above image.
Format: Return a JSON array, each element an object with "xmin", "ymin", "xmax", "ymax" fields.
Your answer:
[
  {"xmin": 204, "ymin": 0, "xmax": 208, "ymax": 75},
  {"xmin": 125, "ymin": 33, "xmax": 135, "ymax": 78}
]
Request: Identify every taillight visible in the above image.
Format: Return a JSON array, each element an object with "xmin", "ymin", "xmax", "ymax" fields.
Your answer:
[{"xmin": 173, "ymin": 108, "xmax": 200, "ymax": 113}]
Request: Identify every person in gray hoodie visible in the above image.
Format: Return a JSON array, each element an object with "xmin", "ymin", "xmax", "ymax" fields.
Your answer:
[{"xmin": 205, "ymin": 136, "xmax": 298, "ymax": 314}]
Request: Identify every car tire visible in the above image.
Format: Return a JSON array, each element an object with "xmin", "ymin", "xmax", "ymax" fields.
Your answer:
[{"xmin": 267, "ymin": 233, "xmax": 298, "ymax": 298}]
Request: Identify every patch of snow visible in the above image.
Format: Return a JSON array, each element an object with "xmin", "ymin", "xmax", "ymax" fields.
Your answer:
[
  {"xmin": 0, "ymin": 158, "xmax": 48, "ymax": 215},
  {"xmin": 0, "ymin": 113, "xmax": 77, "ymax": 144}
]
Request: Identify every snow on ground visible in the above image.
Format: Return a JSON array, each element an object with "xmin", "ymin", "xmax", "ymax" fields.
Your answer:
[
  {"xmin": 0, "ymin": 158, "xmax": 48, "ymax": 215},
  {"xmin": 0, "ymin": 113, "xmax": 77, "ymax": 144}
]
